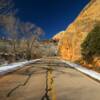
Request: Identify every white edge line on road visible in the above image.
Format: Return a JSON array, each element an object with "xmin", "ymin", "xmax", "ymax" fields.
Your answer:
[
  {"xmin": 0, "ymin": 59, "xmax": 41, "ymax": 75},
  {"xmin": 61, "ymin": 60, "xmax": 100, "ymax": 81}
]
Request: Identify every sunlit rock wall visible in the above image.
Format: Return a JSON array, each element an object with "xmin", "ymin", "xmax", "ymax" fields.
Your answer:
[{"xmin": 58, "ymin": 0, "xmax": 100, "ymax": 61}]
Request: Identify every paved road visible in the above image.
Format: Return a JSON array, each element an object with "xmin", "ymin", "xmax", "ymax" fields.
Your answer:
[{"xmin": 0, "ymin": 58, "xmax": 100, "ymax": 100}]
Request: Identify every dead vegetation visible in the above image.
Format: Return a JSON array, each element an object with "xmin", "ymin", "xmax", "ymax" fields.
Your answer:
[{"xmin": 0, "ymin": 0, "xmax": 57, "ymax": 65}]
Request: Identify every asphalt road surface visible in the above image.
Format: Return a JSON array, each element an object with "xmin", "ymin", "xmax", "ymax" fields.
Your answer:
[{"xmin": 0, "ymin": 58, "xmax": 100, "ymax": 100}]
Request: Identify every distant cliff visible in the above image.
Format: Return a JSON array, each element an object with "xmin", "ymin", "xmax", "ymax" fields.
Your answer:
[
  {"xmin": 55, "ymin": 0, "xmax": 100, "ymax": 62},
  {"xmin": 52, "ymin": 31, "xmax": 65, "ymax": 42}
]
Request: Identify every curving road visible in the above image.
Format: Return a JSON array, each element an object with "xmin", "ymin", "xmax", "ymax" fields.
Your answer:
[{"xmin": 0, "ymin": 58, "xmax": 100, "ymax": 100}]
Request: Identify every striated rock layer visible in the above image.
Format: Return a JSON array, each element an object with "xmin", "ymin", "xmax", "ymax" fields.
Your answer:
[{"xmin": 57, "ymin": 0, "xmax": 100, "ymax": 61}]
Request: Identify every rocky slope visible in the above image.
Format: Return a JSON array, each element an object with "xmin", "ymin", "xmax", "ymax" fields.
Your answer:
[
  {"xmin": 57, "ymin": 0, "xmax": 100, "ymax": 62},
  {"xmin": 52, "ymin": 31, "xmax": 65, "ymax": 42}
]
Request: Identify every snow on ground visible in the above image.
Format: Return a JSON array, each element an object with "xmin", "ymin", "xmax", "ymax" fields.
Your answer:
[
  {"xmin": 0, "ymin": 59, "xmax": 40, "ymax": 75},
  {"xmin": 0, "ymin": 57, "xmax": 100, "ymax": 81},
  {"xmin": 61, "ymin": 60, "xmax": 100, "ymax": 81}
]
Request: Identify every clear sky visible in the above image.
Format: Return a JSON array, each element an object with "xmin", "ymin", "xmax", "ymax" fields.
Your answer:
[{"xmin": 14, "ymin": 0, "xmax": 90, "ymax": 39}]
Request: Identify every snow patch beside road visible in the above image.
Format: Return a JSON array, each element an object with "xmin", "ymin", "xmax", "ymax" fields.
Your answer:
[
  {"xmin": 62, "ymin": 60, "xmax": 100, "ymax": 81},
  {"xmin": 0, "ymin": 59, "xmax": 40, "ymax": 75}
]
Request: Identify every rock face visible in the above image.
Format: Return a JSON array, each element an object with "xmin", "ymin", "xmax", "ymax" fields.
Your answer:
[
  {"xmin": 57, "ymin": 0, "xmax": 100, "ymax": 61},
  {"xmin": 52, "ymin": 31, "xmax": 65, "ymax": 42}
]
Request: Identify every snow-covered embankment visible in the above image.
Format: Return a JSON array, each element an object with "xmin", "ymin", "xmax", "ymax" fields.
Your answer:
[
  {"xmin": 0, "ymin": 59, "xmax": 40, "ymax": 75},
  {"xmin": 62, "ymin": 60, "xmax": 100, "ymax": 81}
]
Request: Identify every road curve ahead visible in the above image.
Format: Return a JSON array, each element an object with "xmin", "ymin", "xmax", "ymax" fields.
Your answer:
[{"xmin": 0, "ymin": 58, "xmax": 100, "ymax": 100}]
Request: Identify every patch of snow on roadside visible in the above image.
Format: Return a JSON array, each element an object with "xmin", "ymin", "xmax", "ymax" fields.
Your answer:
[
  {"xmin": 0, "ymin": 59, "xmax": 40, "ymax": 75},
  {"xmin": 62, "ymin": 60, "xmax": 100, "ymax": 81}
]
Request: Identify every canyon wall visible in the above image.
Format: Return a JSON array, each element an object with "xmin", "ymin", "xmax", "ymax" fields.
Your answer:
[{"xmin": 56, "ymin": 0, "xmax": 100, "ymax": 61}]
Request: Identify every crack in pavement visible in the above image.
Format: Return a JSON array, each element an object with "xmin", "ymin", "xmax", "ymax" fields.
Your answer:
[
  {"xmin": 41, "ymin": 70, "xmax": 51, "ymax": 100},
  {"xmin": 41, "ymin": 68, "xmax": 55, "ymax": 100},
  {"xmin": 6, "ymin": 60, "xmax": 61, "ymax": 99},
  {"xmin": 6, "ymin": 66, "xmax": 35, "ymax": 97}
]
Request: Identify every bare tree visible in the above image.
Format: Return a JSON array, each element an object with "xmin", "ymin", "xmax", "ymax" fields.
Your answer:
[
  {"xmin": 0, "ymin": 0, "xmax": 45, "ymax": 62},
  {"xmin": 0, "ymin": 0, "xmax": 17, "ymax": 15},
  {"xmin": 0, "ymin": 0, "xmax": 19, "ymax": 62},
  {"xmin": 0, "ymin": 0, "xmax": 18, "ymax": 52},
  {"xmin": 19, "ymin": 22, "xmax": 44, "ymax": 60}
]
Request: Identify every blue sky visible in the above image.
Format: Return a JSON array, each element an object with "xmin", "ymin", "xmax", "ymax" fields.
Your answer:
[{"xmin": 13, "ymin": 0, "xmax": 90, "ymax": 39}]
